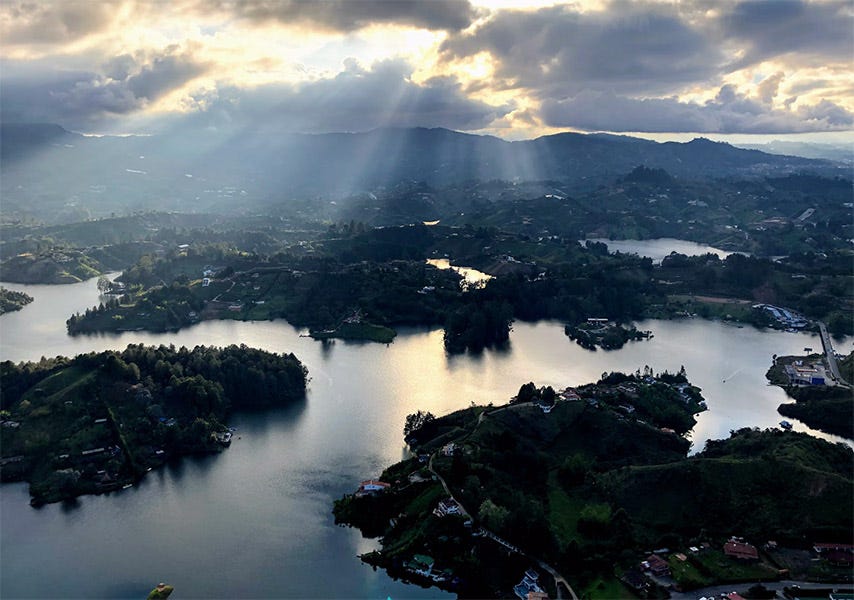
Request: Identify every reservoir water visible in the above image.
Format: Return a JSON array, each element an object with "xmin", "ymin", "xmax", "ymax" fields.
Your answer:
[
  {"xmin": 583, "ymin": 238, "xmax": 741, "ymax": 263},
  {"xmin": 1, "ymin": 277, "xmax": 850, "ymax": 598}
]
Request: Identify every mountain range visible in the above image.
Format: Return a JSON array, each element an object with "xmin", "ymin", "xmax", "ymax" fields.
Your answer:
[{"xmin": 0, "ymin": 123, "xmax": 844, "ymax": 223}]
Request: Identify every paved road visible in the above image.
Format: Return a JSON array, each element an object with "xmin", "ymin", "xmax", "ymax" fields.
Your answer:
[
  {"xmin": 818, "ymin": 321, "xmax": 849, "ymax": 387},
  {"xmin": 669, "ymin": 579, "xmax": 852, "ymax": 600}
]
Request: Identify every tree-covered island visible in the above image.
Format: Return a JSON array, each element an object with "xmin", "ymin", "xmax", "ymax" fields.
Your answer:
[
  {"xmin": 334, "ymin": 371, "xmax": 852, "ymax": 598},
  {"xmin": 0, "ymin": 287, "xmax": 34, "ymax": 314},
  {"xmin": 565, "ymin": 319, "xmax": 652, "ymax": 351},
  {"xmin": 0, "ymin": 344, "xmax": 307, "ymax": 505}
]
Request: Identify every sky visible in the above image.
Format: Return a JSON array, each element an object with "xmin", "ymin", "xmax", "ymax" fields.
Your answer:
[{"xmin": 1, "ymin": 0, "xmax": 852, "ymax": 142}]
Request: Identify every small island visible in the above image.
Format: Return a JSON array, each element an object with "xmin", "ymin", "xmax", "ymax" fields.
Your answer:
[
  {"xmin": 147, "ymin": 583, "xmax": 174, "ymax": 599},
  {"xmin": 0, "ymin": 344, "xmax": 307, "ymax": 505},
  {"xmin": 334, "ymin": 370, "xmax": 851, "ymax": 598},
  {"xmin": 0, "ymin": 287, "xmax": 34, "ymax": 314},
  {"xmin": 307, "ymin": 312, "xmax": 397, "ymax": 344},
  {"xmin": 565, "ymin": 319, "xmax": 652, "ymax": 350}
]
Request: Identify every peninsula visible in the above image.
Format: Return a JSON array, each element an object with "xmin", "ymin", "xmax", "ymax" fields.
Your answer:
[
  {"xmin": 334, "ymin": 372, "xmax": 851, "ymax": 598},
  {"xmin": 0, "ymin": 287, "xmax": 33, "ymax": 314},
  {"xmin": 768, "ymin": 350, "xmax": 854, "ymax": 439},
  {"xmin": 0, "ymin": 344, "xmax": 307, "ymax": 505}
]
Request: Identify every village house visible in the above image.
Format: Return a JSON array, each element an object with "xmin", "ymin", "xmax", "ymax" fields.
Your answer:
[
  {"xmin": 513, "ymin": 569, "xmax": 544, "ymax": 600},
  {"xmin": 354, "ymin": 479, "xmax": 390, "ymax": 497},
  {"xmin": 723, "ymin": 540, "xmax": 759, "ymax": 561},
  {"xmin": 433, "ymin": 498, "xmax": 461, "ymax": 517},
  {"xmin": 561, "ymin": 388, "xmax": 581, "ymax": 401},
  {"xmin": 813, "ymin": 542, "xmax": 854, "ymax": 554},
  {"xmin": 642, "ymin": 553, "xmax": 671, "ymax": 577},
  {"xmin": 621, "ymin": 569, "xmax": 650, "ymax": 594},
  {"xmin": 813, "ymin": 542, "xmax": 854, "ymax": 566}
]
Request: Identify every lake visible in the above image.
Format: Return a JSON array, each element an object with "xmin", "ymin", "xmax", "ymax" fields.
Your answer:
[
  {"xmin": 1, "ymin": 277, "xmax": 850, "ymax": 598},
  {"xmin": 583, "ymin": 238, "xmax": 742, "ymax": 263}
]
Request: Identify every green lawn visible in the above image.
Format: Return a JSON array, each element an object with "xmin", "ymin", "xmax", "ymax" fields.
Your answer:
[
  {"xmin": 583, "ymin": 575, "xmax": 635, "ymax": 599},
  {"xmin": 668, "ymin": 556, "xmax": 713, "ymax": 589},
  {"xmin": 546, "ymin": 470, "xmax": 585, "ymax": 549},
  {"xmin": 20, "ymin": 366, "xmax": 92, "ymax": 405},
  {"xmin": 692, "ymin": 550, "xmax": 779, "ymax": 583},
  {"xmin": 405, "ymin": 483, "xmax": 445, "ymax": 516}
]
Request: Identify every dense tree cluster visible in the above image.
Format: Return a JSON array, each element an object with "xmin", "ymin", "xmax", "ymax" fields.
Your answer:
[
  {"xmin": 513, "ymin": 382, "xmax": 556, "ymax": 405},
  {"xmin": 0, "ymin": 344, "xmax": 308, "ymax": 504},
  {"xmin": 403, "ymin": 410, "xmax": 436, "ymax": 440},
  {"xmin": 443, "ymin": 298, "xmax": 513, "ymax": 353},
  {"xmin": 0, "ymin": 287, "xmax": 33, "ymax": 314},
  {"xmin": 2, "ymin": 344, "xmax": 307, "ymax": 415}
]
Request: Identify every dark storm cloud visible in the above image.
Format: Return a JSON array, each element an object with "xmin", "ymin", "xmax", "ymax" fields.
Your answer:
[
  {"xmin": 717, "ymin": 0, "xmax": 854, "ymax": 69},
  {"xmin": 439, "ymin": 1, "xmax": 853, "ymax": 134},
  {"xmin": 189, "ymin": 58, "xmax": 512, "ymax": 133},
  {"xmin": 441, "ymin": 1, "xmax": 852, "ymax": 98},
  {"xmin": 0, "ymin": 48, "xmax": 207, "ymax": 127},
  {"xmin": 0, "ymin": 0, "xmax": 118, "ymax": 44},
  {"xmin": 540, "ymin": 88, "xmax": 854, "ymax": 134},
  {"xmin": 441, "ymin": 4, "xmax": 723, "ymax": 98},
  {"xmin": 206, "ymin": 0, "xmax": 481, "ymax": 32},
  {"xmin": 125, "ymin": 51, "xmax": 208, "ymax": 101}
]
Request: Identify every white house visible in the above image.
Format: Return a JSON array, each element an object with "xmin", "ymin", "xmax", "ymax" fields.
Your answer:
[{"xmin": 355, "ymin": 479, "xmax": 390, "ymax": 496}]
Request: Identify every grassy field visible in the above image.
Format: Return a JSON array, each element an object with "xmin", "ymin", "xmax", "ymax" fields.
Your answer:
[
  {"xmin": 546, "ymin": 470, "xmax": 585, "ymax": 550},
  {"xmin": 691, "ymin": 550, "xmax": 779, "ymax": 583},
  {"xmin": 310, "ymin": 321, "xmax": 397, "ymax": 343},
  {"xmin": 669, "ymin": 555, "xmax": 714, "ymax": 589},
  {"xmin": 667, "ymin": 294, "xmax": 760, "ymax": 322},
  {"xmin": 583, "ymin": 575, "xmax": 634, "ymax": 599}
]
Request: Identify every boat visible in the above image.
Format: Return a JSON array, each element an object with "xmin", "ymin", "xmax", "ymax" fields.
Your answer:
[{"xmin": 779, "ymin": 420, "xmax": 793, "ymax": 430}]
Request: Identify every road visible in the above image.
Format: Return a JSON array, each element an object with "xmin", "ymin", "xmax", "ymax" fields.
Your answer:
[
  {"xmin": 427, "ymin": 404, "xmax": 580, "ymax": 600},
  {"xmin": 818, "ymin": 321, "xmax": 849, "ymax": 387},
  {"xmin": 668, "ymin": 579, "xmax": 852, "ymax": 600}
]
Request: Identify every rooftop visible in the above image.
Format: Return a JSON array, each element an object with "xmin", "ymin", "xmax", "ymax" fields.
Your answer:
[{"xmin": 723, "ymin": 541, "xmax": 758, "ymax": 560}]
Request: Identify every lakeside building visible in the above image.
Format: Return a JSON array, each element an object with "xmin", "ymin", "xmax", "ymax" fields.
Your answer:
[
  {"xmin": 354, "ymin": 479, "xmax": 390, "ymax": 497},
  {"xmin": 785, "ymin": 362, "xmax": 828, "ymax": 386}
]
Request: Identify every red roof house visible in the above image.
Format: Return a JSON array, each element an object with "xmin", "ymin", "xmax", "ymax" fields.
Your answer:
[{"xmin": 723, "ymin": 541, "xmax": 759, "ymax": 561}]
